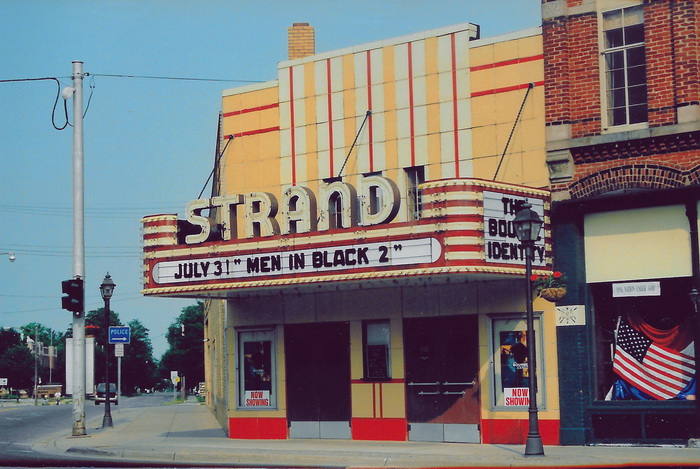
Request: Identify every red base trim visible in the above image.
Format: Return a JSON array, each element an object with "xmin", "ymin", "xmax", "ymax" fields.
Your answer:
[
  {"xmin": 229, "ymin": 417, "xmax": 288, "ymax": 439},
  {"xmin": 352, "ymin": 418, "xmax": 408, "ymax": 441},
  {"xmin": 481, "ymin": 418, "xmax": 560, "ymax": 445}
]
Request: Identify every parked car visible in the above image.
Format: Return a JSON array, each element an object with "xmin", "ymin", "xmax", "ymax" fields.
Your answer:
[{"xmin": 95, "ymin": 382, "xmax": 117, "ymax": 405}]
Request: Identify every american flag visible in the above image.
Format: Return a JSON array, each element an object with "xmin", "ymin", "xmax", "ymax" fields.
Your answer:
[{"xmin": 613, "ymin": 319, "xmax": 695, "ymax": 400}]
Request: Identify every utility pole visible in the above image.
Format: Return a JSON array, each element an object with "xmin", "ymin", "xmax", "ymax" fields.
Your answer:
[
  {"xmin": 71, "ymin": 60, "xmax": 86, "ymax": 437},
  {"xmin": 33, "ymin": 327, "xmax": 38, "ymax": 407}
]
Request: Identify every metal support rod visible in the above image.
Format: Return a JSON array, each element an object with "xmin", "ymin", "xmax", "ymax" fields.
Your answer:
[
  {"xmin": 524, "ymin": 241, "xmax": 544, "ymax": 456},
  {"xmin": 71, "ymin": 60, "xmax": 86, "ymax": 437},
  {"xmin": 117, "ymin": 356, "xmax": 122, "ymax": 414}
]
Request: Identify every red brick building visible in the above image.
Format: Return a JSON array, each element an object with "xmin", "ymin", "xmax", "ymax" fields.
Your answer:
[{"xmin": 543, "ymin": 0, "xmax": 699, "ymax": 445}]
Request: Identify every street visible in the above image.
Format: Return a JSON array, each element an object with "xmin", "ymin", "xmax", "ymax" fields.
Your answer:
[
  {"xmin": 0, "ymin": 392, "xmax": 172, "ymax": 467},
  {"xmin": 0, "ymin": 392, "xmax": 696, "ymax": 469}
]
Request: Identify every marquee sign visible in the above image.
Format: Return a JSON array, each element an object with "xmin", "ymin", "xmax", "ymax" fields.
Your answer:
[
  {"xmin": 142, "ymin": 179, "xmax": 551, "ymax": 295},
  {"xmin": 483, "ymin": 191, "xmax": 546, "ymax": 267},
  {"xmin": 152, "ymin": 238, "xmax": 441, "ymax": 285}
]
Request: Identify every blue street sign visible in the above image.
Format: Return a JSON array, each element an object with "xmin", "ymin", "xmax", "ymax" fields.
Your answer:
[{"xmin": 109, "ymin": 326, "xmax": 130, "ymax": 344}]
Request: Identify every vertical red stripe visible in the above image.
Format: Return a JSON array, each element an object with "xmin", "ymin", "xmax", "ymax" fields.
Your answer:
[
  {"xmin": 289, "ymin": 67, "xmax": 297, "ymax": 185},
  {"xmin": 372, "ymin": 383, "xmax": 377, "ymax": 418},
  {"xmin": 327, "ymin": 59, "xmax": 334, "ymax": 177},
  {"xmin": 379, "ymin": 382, "xmax": 384, "ymax": 417},
  {"xmin": 408, "ymin": 42, "xmax": 416, "ymax": 167},
  {"xmin": 451, "ymin": 33, "xmax": 460, "ymax": 178},
  {"xmin": 366, "ymin": 50, "xmax": 374, "ymax": 173}
]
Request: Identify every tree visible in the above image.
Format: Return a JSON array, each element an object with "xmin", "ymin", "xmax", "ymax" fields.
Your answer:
[
  {"xmin": 85, "ymin": 308, "xmax": 123, "ymax": 346},
  {"xmin": 85, "ymin": 307, "xmax": 123, "ymax": 385},
  {"xmin": 0, "ymin": 328, "xmax": 23, "ymax": 356},
  {"xmin": 1, "ymin": 324, "xmax": 67, "ymax": 390},
  {"xmin": 80, "ymin": 309, "xmax": 158, "ymax": 395},
  {"xmin": 19, "ymin": 322, "xmax": 58, "ymax": 347},
  {"xmin": 121, "ymin": 319, "xmax": 158, "ymax": 394},
  {"xmin": 0, "ymin": 328, "xmax": 33, "ymax": 390},
  {"xmin": 159, "ymin": 302, "xmax": 204, "ymax": 390},
  {"xmin": 21, "ymin": 324, "xmax": 66, "ymax": 385},
  {"xmin": 0, "ymin": 345, "xmax": 34, "ymax": 390}
]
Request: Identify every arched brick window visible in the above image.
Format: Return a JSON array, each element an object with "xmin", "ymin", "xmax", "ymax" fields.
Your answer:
[{"xmin": 570, "ymin": 164, "xmax": 688, "ymax": 198}]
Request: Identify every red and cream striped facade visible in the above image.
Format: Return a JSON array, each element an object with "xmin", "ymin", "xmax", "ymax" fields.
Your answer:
[
  {"xmin": 220, "ymin": 25, "xmax": 547, "ymax": 213},
  {"xmin": 142, "ymin": 23, "xmax": 561, "ymax": 445}
]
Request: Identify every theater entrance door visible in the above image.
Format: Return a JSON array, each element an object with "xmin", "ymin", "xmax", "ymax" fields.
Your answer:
[
  {"xmin": 285, "ymin": 322, "xmax": 351, "ymax": 439},
  {"xmin": 404, "ymin": 316, "xmax": 480, "ymax": 443}
]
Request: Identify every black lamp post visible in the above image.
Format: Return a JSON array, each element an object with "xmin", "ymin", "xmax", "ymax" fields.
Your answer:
[
  {"xmin": 99, "ymin": 273, "xmax": 115, "ymax": 428},
  {"xmin": 513, "ymin": 201, "xmax": 545, "ymax": 457}
]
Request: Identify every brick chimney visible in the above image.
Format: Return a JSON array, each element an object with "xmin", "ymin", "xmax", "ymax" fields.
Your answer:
[{"xmin": 288, "ymin": 23, "xmax": 315, "ymax": 60}]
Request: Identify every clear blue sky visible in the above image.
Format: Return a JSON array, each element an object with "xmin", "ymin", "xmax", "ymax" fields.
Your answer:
[{"xmin": 0, "ymin": 0, "xmax": 542, "ymax": 358}]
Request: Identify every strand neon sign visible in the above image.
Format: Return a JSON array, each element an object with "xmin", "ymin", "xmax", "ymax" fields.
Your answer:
[{"xmin": 184, "ymin": 176, "xmax": 400, "ymax": 244}]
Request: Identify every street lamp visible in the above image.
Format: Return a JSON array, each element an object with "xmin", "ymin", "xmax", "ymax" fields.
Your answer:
[
  {"xmin": 689, "ymin": 288, "xmax": 700, "ymax": 447},
  {"xmin": 1, "ymin": 252, "xmax": 15, "ymax": 262},
  {"xmin": 99, "ymin": 273, "xmax": 115, "ymax": 428},
  {"xmin": 512, "ymin": 201, "xmax": 545, "ymax": 457}
]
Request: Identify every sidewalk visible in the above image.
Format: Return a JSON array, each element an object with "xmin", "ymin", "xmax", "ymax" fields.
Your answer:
[{"xmin": 32, "ymin": 397, "xmax": 700, "ymax": 468}]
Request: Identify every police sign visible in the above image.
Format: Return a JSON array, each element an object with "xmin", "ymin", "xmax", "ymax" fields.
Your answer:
[{"xmin": 108, "ymin": 326, "xmax": 131, "ymax": 344}]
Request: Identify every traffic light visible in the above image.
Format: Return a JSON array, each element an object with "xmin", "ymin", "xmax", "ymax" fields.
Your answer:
[{"xmin": 61, "ymin": 278, "xmax": 84, "ymax": 313}]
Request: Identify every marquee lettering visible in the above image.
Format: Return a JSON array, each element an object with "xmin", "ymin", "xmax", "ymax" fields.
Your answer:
[
  {"xmin": 184, "ymin": 176, "xmax": 401, "ymax": 245},
  {"xmin": 153, "ymin": 238, "xmax": 442, "ymax": 285},
  {"xmin": 483, "ymin": 192, "xmax": 546, "ymax": 267}
]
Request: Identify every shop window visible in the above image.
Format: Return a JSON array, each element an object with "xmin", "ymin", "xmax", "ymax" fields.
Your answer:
[
  {"xmin": 363, "ymin": 321, "xmax": 391, "ymax": 380},
  {"xmin": 237, "ymin": 329, "xmax": 276, "ymax": 409},
  {"xmin": 601, "ymin": 4, "xmax": 648, "ymax": 128},
  {"xmin": 405, "ymin": 166, "xmax": 425, "ymax": 221},
  {"xmin": 591, "ymin": 278, "xmax": 696, "ymax": 402},
  {"xmin": 490, "ymin": 314, "xmax": 544, "ymax": 409},
  {"xmin": 592, "ymin": 412, "xmax": 696, "ymax": 442}
]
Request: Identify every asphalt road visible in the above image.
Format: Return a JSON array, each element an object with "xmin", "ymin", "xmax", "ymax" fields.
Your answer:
[{"xmin": 0, "ymin": 392, "xmax": 172, "ymax": 467}]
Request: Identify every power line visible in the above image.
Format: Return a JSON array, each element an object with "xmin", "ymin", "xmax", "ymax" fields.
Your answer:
[
  {"xmin": 89, "ymin": 73, "xmax": 263, "ymax": 84},
  {"xmin": 0, "ymin": 245, "xmax": 142, "ymax": 258},
  {"xmin": 0, "ymin": 202, "xmax": 187, "ymax": 219},
  {"xmin": 3, "ymin": 243, "xmax": 140, "ymax": 249},
  {"xmin": 1, "ymin": 72, "xmax": 263, "ymax": 133},
  {"xmin": 0, "ymin": 294, "xmax": 150, "ymax": 316},
  {"xmin": 0, "ymin": 76, "xmax": 70, "ymax": 130}
]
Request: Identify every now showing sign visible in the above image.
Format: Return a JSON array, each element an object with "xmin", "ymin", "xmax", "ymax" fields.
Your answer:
[
  {"xmin": 504, "ymin": 387, "xmax": 530, "ymax": 406},
  {"xmin": 244, "ymin": 390, "xmax": 270, "ymax": 407}
]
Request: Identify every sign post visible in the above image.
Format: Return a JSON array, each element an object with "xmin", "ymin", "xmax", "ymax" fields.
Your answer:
[
  {"xmin": 171, "ymin": 371, "xmax": 179, "ymax": 401},
  {"xmin": 109, "ymin": 327, "xmax": 129, "ymax": 411},
  {"xmin": 115, "ymin": 344, "xmax": 124, "ymax": 409},
  {"xmin": 0, "ymin": 378, "xmax": 6, "ymax": 407}
]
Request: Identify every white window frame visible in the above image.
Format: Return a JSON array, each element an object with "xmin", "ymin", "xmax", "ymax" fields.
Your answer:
[
  {"xmin": 488, "ymin": 313, "xmax": 546, "ymax": 411},
  {"xmin": 236, "ymin": 328, "xmax": 277, "ymax": 410},
  {"xmin": 405, "ymin": 166, "xmax": 425, "ymax": 221},
  {"xmin": 363, "ymin": 320, "xmax": 392, "ymax": 380},
  {"xmin": 599, "ymin": 2, "xmax": 648, "ymax": 133}
]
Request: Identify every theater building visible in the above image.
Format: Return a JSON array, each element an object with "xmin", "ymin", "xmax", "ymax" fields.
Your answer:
[
  {"xmin": 142, "ymin": 22, "xmax": 563, "ymax": 444},
  {"xmin": 543, "ymin": 0, "xmax": 699, "ymax": 445}
]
